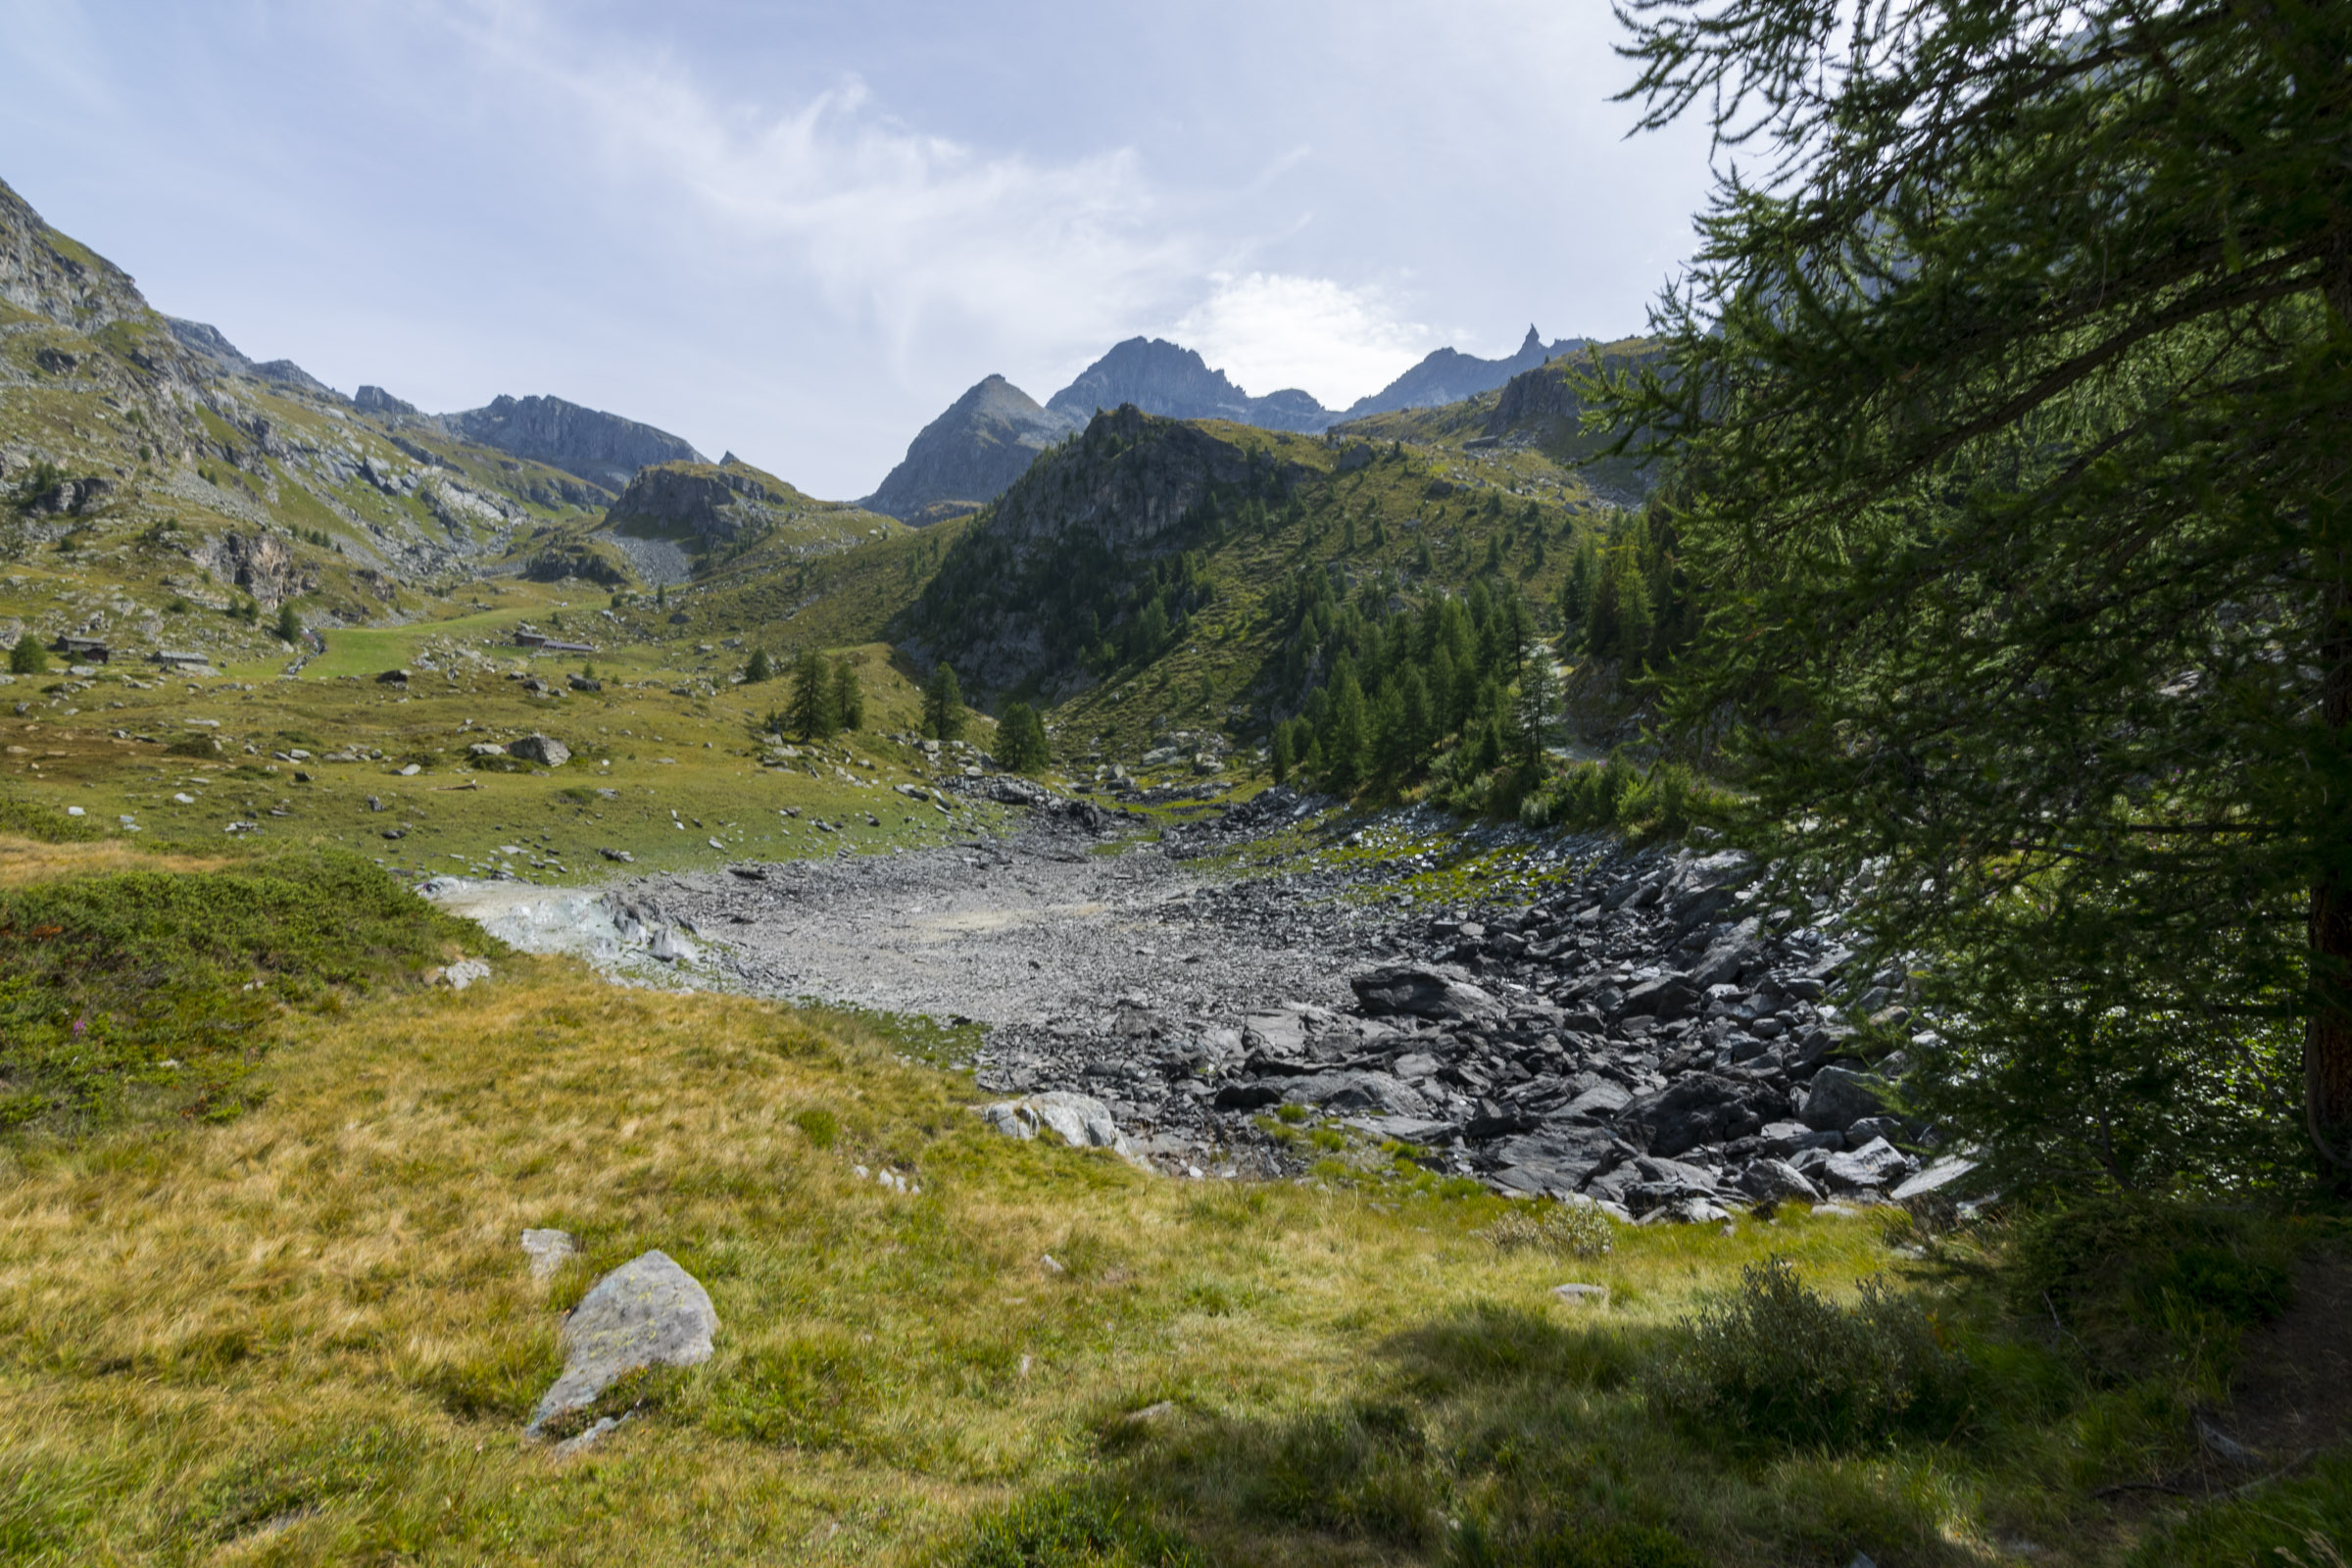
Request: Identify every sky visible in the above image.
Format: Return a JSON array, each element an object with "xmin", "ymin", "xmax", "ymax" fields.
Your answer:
[{"xmin": 0, "ymin": 1, "xmax": 1719, "ymax": 498}]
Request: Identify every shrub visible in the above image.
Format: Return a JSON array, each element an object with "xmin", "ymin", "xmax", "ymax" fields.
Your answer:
[
  {"xmin": 0, "ymin": 791, "xmax": 102, "ymax": 842},
  {"xmin": 0, "ymin": 850, "xmax": 483, "ymax": 1137},
  {"xmin": 8, "ymin": 635, "xmax": 49, "ymax": 674},
  {"xmin": 1482, "ymin": 1200, "xmax": 1614, "ymax": 1258},
  {"xmin": 1654, "ymin": 1256, "xmax": 1969, "ymax": 1448}
]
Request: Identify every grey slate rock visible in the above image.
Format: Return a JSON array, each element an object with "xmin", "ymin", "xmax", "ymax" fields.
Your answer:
[
  {"xmin": 526, "ymin": 1250, "xmax": 717, "ymax": 1437},
  {"xmin": 1800, "ymin": 1065, "xmax": 1892, "ymax": 1131},
  {"xmin": 1819, "ymin": 1136, "xmax": 1915, "ymax": 1191},
  {"xmin": 1738, "ymin": 1158, "xmax": 1822, "ymax": 1201},
  {"xmin": 510, "ymin": 733, "xmax": 571, "ymax": 766},
  {"xmin": 1628, "ymin": 1073, "xmax": 1768, "ymax": 1158},
  {"xmin": 1350, "ymin": 962, "xmax": 1504, "ymax": 1021}
]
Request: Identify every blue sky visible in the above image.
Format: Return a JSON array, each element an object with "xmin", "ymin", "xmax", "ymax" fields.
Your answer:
[{"xmin": 0, "ymin": 1, "xmax": 1717, "ymax": 497}]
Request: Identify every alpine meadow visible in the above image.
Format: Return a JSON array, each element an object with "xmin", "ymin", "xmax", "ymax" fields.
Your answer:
[{"xmin": 2, "ymin": 4, "xmax": 2350, "ymax": 1565}]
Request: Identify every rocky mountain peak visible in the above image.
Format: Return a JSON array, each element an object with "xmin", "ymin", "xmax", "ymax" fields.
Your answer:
[
  {"xmin": 1044, "ymin": 338, "xmax": 1332, "ymax": 434},
  {"xmin": 861, "ymin": 372, "xmax": 1078, "ymax": 519}
]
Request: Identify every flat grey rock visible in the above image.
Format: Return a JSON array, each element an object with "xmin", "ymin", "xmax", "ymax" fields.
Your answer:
[
  {"xmin": 1349, "ymin": 962, "xmax": 1503, "ymax": 1021},
  {"xmin": 526, "ymin": 1250, "xmax": 717, "ymax": 1437}
]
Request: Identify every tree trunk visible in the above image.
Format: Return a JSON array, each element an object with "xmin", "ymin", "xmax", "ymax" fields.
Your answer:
[{"xmin": 2315, "ymin": 248, "xmax": 2352, "ymax": 1186}]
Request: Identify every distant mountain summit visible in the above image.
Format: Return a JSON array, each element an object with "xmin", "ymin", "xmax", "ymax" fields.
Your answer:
[
  {"xmin": 863, "ymin": 323, "xmax": 1599, "ymax": 521},
  {"xmin": 437, "ymin": 394, "xmax": 706, "ymax": 490},
  {"xmin": 1045, "ymin": 337, "xmax": 1331, "ymax": 434},
  {"xmin": 1339, "ymin": 325, "xmax": 1585, "ymax": 419},
  {"xmin": 861, "ymin": 374, "xmax": 1078, "ymax": 519}
]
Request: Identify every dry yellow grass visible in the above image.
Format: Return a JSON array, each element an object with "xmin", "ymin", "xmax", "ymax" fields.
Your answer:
[
  {"xmin": 0, "ymin": 833, "xmax": 234, "ymax": 886},
  {"xmin": 0, "ymin": 954, "xmax": 1966, "ymax": 1566}
]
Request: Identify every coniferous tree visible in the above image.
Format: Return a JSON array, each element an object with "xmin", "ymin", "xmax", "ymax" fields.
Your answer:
[
  {"xmin": 1320, "ymin": 662, "xmax": 1368, "ymax": 796},
  {"xmin": 9, "ymin": 635, "xmax": 48, "ymax": 674},
  {"xmin": 923, "ymin": 662, "xmax": 965, "ymax": 742},
  {"xmin": 787, "ymin": 651, "xmax": 838, "ymax": 739},
  {"xmin": 832, "ymin": 658, "xmax": 863, "ymax": 731},
  {"xmin": 997, "ymin": 701, "xmax": 1050, "ymax": 772},
  {"xmin": 1607, "ymin": 0, "xmax": 2352, "ymax": 1187},
  {"xmin": 742, "ymin": 648, "xmax": 772, "ymax": 684},
  {"xmin": 1270, "ymin": 724, "xmax": 1295, "ymax": 784}
]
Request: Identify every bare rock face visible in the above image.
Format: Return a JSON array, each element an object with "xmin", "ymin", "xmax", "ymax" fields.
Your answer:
[
  {"xmin": 602, "ymin": 461, "xmax": 805, "ymax": 543},
  {"xmin": 190, "ymin": 530, "xmax": 318, "ymax": 609},
  {"xmin": 0, "ymin": 174, "xmax": 154, "ymax": 331},
  {"xmin": 443, "ymin": 394, "xmax": 705, "ymax": 490},
  {"xmin": 525, "ymin": 1250, "xmax": 717, "ymax": 1437},
  {"xmin": 861, "ymin": 374, "xmax": 1077, "ymax": 520}
]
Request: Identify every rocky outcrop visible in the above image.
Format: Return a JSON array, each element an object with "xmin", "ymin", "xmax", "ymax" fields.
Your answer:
[
  {"xmin": 604, "ymin": 460, "xmax": 808, "ymax": 543},
  {"xmin": 355, "ymin": 384, "xmax": 417, "ymax": 416},
  {"xmin": 1341, "ymin": 326, "xmax": 1585, "ymax": 419},
  {"xmin": 525, "ymin": 1250, "xmax": 717, "ymax": 1439},
  {"xmin": 1047, "ymin": 337, "xmax": 1332, "ymax": 433},
  {"xmin": 522, "ymin": 536, "xmax": 634, "ymax": 586},
  {"xmin": 861, "ymin": 373, "xmax": 1077, "ymax": 519},
  {"xmin": 441, "ymin": 394, "xmax": 705, "ymax": 489},
  {"xmin": 0, "ymin": 175, "xmax": 154, "ymax": 331},
  {"xmin": 189, "ymin": 530, "xmax": 318, "ymax": 608}
]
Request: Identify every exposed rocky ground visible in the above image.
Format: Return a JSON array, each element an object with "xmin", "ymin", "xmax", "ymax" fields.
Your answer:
[{"xmin": 544, "ymin": 783, "xmax": 1967, "ymax": 1218}]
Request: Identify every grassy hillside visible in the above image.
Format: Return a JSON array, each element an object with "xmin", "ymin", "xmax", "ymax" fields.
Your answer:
[
  {"xmin": 1, "ymin": 838, "xmax": 2341, "ymax": 1565},
  {"xmin": 898, "ymin": 407, "xmax": 1625, "ymax": 762}
]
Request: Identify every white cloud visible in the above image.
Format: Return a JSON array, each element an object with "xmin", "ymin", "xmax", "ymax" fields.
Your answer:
[
  {"xmin": 1169, "ymin": 272, "xmax": 1435, "ymax": 409},
  {"xmin": 425, "ymin": 2, "xmax": 1210, "ymax": 370}
]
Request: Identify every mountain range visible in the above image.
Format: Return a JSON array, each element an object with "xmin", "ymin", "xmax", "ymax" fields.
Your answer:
[{"xmin": 858, "ymin": 325, "xmax": 1585, "ymax": 520}]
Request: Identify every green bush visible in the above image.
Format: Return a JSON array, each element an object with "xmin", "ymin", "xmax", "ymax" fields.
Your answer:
[
  {"xmin": 792, "ymin": 1106, "xmax": 839, "ymax": 1149},
  {"xmin": 0, "ymin": 791, "xmax": 103, "ymax": 843},
  {"xmin": 1482, "ymin": 1201, "xmax": 1614, "ymax": 1258},
  {"xmin": 0, "ymin": 850, "xmax": 484, "ymax": 1137},
  {"xmin": 1654, "ymin": 1257, "xmax": 1969, "ymax": 1449},
  {"xmin": 8, "ymin": 635, "xmax": 49, "ymax": 674}
]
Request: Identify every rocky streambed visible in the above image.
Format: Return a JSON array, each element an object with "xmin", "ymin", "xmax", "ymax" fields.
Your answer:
[{"xmin": 450, "ymin": 784, "xmax": 1970, "ymax": 1217}]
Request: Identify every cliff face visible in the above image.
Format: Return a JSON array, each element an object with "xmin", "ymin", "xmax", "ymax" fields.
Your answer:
[
  {"xmin": 0, "ymin": 176, "xmax": 154, "ymax": 332},
  {"xmin": 441, "ymin": 394, "xmax": 705, "ymax": 488},
  {"xmin": 1045, "ymin": 338, "xmax": 1332, "ymax": 434},
  {"xmin": 862, "ymin": 373, "xmax": 1077, "ymax": 519}
]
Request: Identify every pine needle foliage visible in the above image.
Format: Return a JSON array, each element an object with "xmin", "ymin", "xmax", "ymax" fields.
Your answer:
[{"xmin": 1601, "ymin": 0, "xmax": 2352, "ymax": 1190}]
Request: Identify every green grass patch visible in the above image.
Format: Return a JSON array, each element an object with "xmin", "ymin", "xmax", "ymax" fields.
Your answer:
[{"xmin": 0, "ymin": 849, "xmax": 483, "ymax": 1137}]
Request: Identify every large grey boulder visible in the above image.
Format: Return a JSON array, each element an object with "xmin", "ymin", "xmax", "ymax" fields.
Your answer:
[
  {"xmin": 526, "ymin": 1250, "xmax": 717, "ymax": 1437},
  {"xmin": 979, "ymin": 1091, "xmax": 1132, "ymax": 1155},
  {"xmin": 1819, "ymin": 1136, "xmax": 1915, "ymax": 1192},
  {"xmin": 1799, "ymin": 1065, "xmax": 1892, "ymax": 1131},
  {"xmin": 1350, "ymin": 962, "xmax": 1504, "ymax": 1021},
  {"xmin": 510, "ymin": 733, "xmax": 570, "ymax": 766}
]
